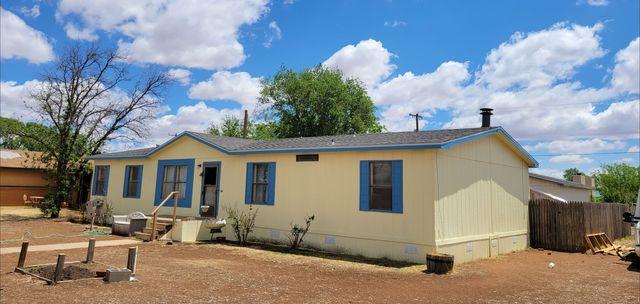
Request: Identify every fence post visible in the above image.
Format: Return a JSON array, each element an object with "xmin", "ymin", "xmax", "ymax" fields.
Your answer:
[
  {"xmin": 15, "ymin": 241, "xmax": 29, "ymax": 270},
  {"xmin": 126, "ymin": 247, "xmax": 138, "ymax": 275},
  {"xmin": 53, "ymin": 254, "xmax": 66, "ymax": 284},
  {"xmin": 85, "ymin": 238, "xmax": 96, "ymax": 263}
]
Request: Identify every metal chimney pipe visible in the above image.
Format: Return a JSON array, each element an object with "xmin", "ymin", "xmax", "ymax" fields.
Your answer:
[{"xmin": 480, "ymin": 108, "xmax": 493, "ymax": 128}]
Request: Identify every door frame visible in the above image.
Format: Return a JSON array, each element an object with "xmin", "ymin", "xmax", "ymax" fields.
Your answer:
[{"xmin": 200, "ymin": 161, "xmax": 221, "ymax": 217}]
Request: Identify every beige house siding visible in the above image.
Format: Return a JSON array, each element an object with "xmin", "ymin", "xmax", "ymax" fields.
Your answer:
[
  {"xmin": 91, "ymin": 133, "xmax": 531, "ymax": 264},
  {"xmin": 434, "ymin": 135, "xmax": 529, "ymax": 263}
]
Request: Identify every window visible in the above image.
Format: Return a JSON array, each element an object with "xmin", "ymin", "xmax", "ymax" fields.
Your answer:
[
  {"xmin": 369, "ymin": 161, "xmax": 392, "ymax": 210},
  {"xmin": 92, "ymin": 165, "xmax": 110, "ymax": 196},
  {"xmin": 252, "ymin": 164, "xmax": 269, "ymax": 203},
  {"xmin": 296, "ymin": 154, "xmax": 319, "ymax": 162},
  {"xmin": 154, "ymin": 159, "xmax": 194, "ymax": 208},
  {"xmin": 359, "ymin": 160, "xmax": 403, "ymax": 213},
  {"xmin": 161, "ymin": 165, "xmax": 188, "ymax": 199},
  {"xmin": 123, "ymin": 165, "xmax": 143, "ymax": 198},
  {"xmin": 245, "ymin": 162, "xmax": 276, "ymax": 205}
]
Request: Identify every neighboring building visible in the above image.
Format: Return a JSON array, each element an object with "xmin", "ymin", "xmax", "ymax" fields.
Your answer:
[
  {"xmin": 529, "ymin": 173, "xmax": 595, "ymax": 202},
  {"xmin": 0, "ymin": 149, "xmax": 48, "ymax": 206},
  {"xmin": 88, "ymin": 111, "xmax": 538, "ymax": 263}
]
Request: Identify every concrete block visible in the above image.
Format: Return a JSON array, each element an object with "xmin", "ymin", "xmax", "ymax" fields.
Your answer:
[{"xmin": 104, "ymin": 268, "xmax": 132, "ymax": 282}]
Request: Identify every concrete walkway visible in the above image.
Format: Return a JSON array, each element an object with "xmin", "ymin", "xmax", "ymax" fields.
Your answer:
[{"xmin": 0, "ymin": 239, "xmax": 141, "ymax": 255}]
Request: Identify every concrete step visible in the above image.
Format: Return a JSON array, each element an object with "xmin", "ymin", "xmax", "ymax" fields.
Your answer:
[
  {"xmin": 143, "ymin": 227, "xmax": 166, "ymax": 234},
  {"xmin": 134, "ymin": 232, "xmax": 152, "ymax": 242}
]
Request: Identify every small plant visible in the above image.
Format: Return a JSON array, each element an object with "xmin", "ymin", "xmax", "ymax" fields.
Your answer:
[
  {"xmin": 94, "ymin": 201, "xmax": 113, "ymax": 226},
  {"xmin": 38, "ymin": 200, "xmax": 59, "ymax": 218},
  {"xmin": 80, "ymin": 200, "xmax": 113, "ymax": 225},
  {"xmin": 225, "ymin": 205, "xmax": 258, "ymax": 245},
  {"xmin": 287, "ymin": 215, "xmax": 315, "ymax": 249}
]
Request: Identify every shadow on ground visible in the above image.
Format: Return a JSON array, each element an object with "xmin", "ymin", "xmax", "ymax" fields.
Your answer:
[{"xmin": 207, "ymin": 240, "xmax": 420, "ymax": 268}]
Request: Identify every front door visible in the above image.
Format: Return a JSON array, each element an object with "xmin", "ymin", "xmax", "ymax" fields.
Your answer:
[{"xmin": 201, "ymin": 164, "xmax": 219, "ymax": 217}]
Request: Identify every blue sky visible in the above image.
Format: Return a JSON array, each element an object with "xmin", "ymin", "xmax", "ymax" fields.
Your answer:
[{"xmin": 1, "ymin": 0, "xmax": 639, "ymax": 178}]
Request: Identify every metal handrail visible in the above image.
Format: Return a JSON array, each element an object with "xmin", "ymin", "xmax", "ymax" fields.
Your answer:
[{"xmin": 150, "ymin": 191, "xmax": 179, "ymax": 241}]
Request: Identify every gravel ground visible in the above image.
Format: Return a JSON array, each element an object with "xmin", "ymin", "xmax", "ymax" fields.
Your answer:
[
  {"xmin": 1, "ymin": 220, "xmax": 638, "ymax": 304},
  {"xmin": 1, "ymin": 218, "xmax": 119, "ymax": 248}
]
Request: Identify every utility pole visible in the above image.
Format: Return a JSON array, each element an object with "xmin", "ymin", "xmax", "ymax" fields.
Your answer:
[
  {"xmin": 242, "ymin": 110, "xmax": 249, "ymax": 138},
  {"xmin": 409, "ymin": 113, "xmax": 423, "ymax": 132}
]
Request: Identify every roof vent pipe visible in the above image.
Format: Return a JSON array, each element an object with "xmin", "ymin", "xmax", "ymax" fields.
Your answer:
[{"xmin": 480, "ymin": 108, "xmax": 493, "ymax": 128}]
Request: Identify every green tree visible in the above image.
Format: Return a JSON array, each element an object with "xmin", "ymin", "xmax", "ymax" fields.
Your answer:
[
  {"xmin": 251, "ymin": 122, "xmax": 278, "ymax": 140},
  {"xmin": 594, "ymin": 163, "xmax": 639, "ymax": 204},
  {"xmin": 0, "ymin": 117, "xmax": 56, "ymax": 151},
  {"xmin": 563, "ymin": 167, "xmax": 584, "ymax": 181},
  {"xmin": 208, "ymin": 115, "xmax": 277, "ymax": 140},
  {"xmin": 259, "ymin": 65, "xmax": 384, "ymax": 138},
  {"xmin": 207, "ymin": 115, "xmax": 244, "ymax": 137}
]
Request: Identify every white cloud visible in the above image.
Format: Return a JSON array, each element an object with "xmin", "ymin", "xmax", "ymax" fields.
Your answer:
[
  {"xmin": 530, "ymin": 168, "xmax": 565, "ymax": 179},
  {"xmin": 19, "ymin": 5, "xmax": 40, "ymax": 18},
  {"xmin": 384, "ymin": 20, "xmax": 407, "ymax": 28},
  {"xmin": 263, "ymin": 21, "xmax": 282, "ymax": 48},
  {"xmin": 611, "ymin": 37, "xmax": 639, "ymax": 94},
  {"xmin": 476, "ymin": 22, "xmax": 605, "ymax": 90},
  {"xmin": 529, "ymin": 138, "xmax": 626, "ymax": 154},
  {"xmin": 350, "ymin": 23, "xmax": 639, "ymax": 138},
  {"xmin": 549, "ymin": 154, "xmax": 594, "ymax": 164},
  {"xmin": 583, "ymin": 0, "xmax": 608, "ymax": 6},
  {"xmin": 167, "ymin": 68, "xmax": 192, "ymax": 85},
  {"xmin": 323, "ymin": 39, "xmax": 396, "ymax": 89},
  {"xmin": 322, "ymin": 24, "xmax": 638, "ymax": 137},
  {"xmin": 629, "ymin": 145, "xmax": 640, "ymax": 153},
  {"xmin": 64, "ymin": 23, "xmax": 98, "ymax": 41},
  {"xmin": 0, "ymin": 8, "xmax": 54, "ymax": 64},
  {"xmin": 0, "ymin": 80, "xmax": 42, "ymax": 120},
  {"xmin": 617, "ymin": 157, "xmax": 635, "ymax": 164},
  {"xmin": 283, "ymin": 0, "xmax": 295, "ymax": 4},
  {"xmin": 57, "ymin": 0, "xmax": 269, "ymax": 70},
  {"xmin": 372, "ymin": 61, "xmax": 470, "ymax": 131},
  {"xmin": 146, "ymin": 102, "xmax": 242, "ymax": 144},
  {"xmin": 188, "ymin": 71, "xmax": 262, "ymax": 108}
]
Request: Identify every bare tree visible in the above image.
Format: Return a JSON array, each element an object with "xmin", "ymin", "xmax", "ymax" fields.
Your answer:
[{"xmin": 22, "ymin": 44, "xmax": 171, "ymax": 217}]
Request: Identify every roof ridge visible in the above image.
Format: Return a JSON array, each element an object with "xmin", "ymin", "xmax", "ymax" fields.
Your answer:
[{"xmin": 529, "ymin": 172, "xmax": 594, "ymax": 189}]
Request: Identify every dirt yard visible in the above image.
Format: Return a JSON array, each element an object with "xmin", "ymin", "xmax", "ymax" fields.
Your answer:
[
  {"xmin": 1, "ymin": 219, "xmax": 638, "ymax": 304},
  {"xmin": 1, "ymin": 207, "xmax": 118, "ymax": 247}
]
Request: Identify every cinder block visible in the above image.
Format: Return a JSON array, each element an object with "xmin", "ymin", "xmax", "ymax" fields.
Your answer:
[{"xmin": 104, "ymin": 268, "xmax": 132, "ymax": 282}]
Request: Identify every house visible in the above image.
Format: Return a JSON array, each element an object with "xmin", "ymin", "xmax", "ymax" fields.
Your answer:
[
  {"xmin": 529, "ymin": 173, "xmax": 595, "ymax": 202},
  {"xmin": 0, "ymin": 149, "xmax": 48, "ymax": 206},
  {"xmin": 88, "ymin": 110, "xmax": 538, "ymax": 263}
]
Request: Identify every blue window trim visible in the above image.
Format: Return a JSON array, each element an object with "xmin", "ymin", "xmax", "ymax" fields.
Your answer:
[
  {"xmin": 154, "ymin": 159, "xmax": 195, "ymax": 208},
  {"xmin": 245, "ymin": 162, "xmax": 276, "ymax": 206},
  {"xmin": 359, "ymin": 160, "xmax": 403, "ymax": 213},
  {"xmin": 92, "ymin": 165, "xmax": 110, "ymax": 196},
  {"xmin": 200, "ymin": 161, "xmax": 222, "ymax": 217},
  {"xmin": 123, "ymin": 165, "xmax": 143, "ymax": 199}
]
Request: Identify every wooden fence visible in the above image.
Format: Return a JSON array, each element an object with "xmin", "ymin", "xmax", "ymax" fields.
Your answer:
[{"xmin": 529, "ymin": 199, "xmax": 633, "ymax": 252}]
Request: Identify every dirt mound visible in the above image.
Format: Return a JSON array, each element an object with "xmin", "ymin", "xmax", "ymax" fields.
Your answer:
[{"xmin": 27, "ymin": 264, "xmax": 104, "ymax": 281}]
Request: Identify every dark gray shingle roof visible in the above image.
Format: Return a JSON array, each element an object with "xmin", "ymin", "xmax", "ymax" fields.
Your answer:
[
  {"xmin": 529, "ymin": 173, "xmax": 594, "ymax": 190},
  {"xmin": 229, "ymin": 127, "xmax": 495, "ymax": 151},
  {"xmin": 92, "ymin": 147, "xmax": 155, "ymax": 159},
  {"xmin": 186, "ymin": 132, "xmax": 255, "ymax": 150},
  {"xmin": 91, "ymin": 127, "xmax": 537, "ymax": 167}
]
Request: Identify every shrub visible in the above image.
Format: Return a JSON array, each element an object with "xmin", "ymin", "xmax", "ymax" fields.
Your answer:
[
  {"xmin": 225, "ymin": 205, "xmax": 258, "ymax": 245},
  {"xmin": 287, "ymin": 215, "xmax": 315, "ymax": 249},
  {"xmin": 38, "ymin": 200, "xmax": 59, "ymax": 218},
  {"xmin": 81, "ymin": 200, "xmax": 113, "ymax": 226}
]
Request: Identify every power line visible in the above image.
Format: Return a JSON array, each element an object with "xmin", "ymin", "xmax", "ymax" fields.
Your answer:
[
  {"xmin": 451, "ymin": 99, "xmax": 640, "ymax": 113},
  {"xmin": 531, "ymin": 151, "xmax": 640, "ymax": 157}
]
